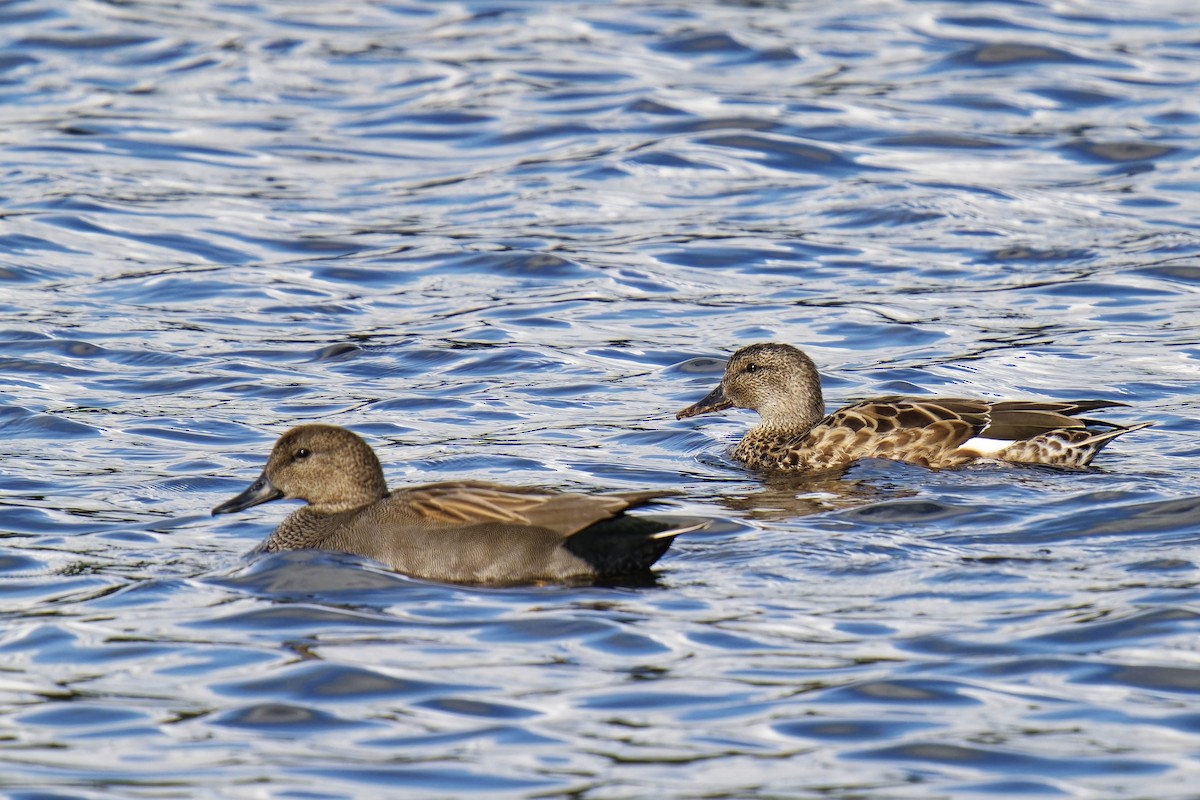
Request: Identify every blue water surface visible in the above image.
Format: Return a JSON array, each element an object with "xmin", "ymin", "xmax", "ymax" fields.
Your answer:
[{"xmin": 2, "ymin": 0, "xmax": 1200, "ymax": 797}]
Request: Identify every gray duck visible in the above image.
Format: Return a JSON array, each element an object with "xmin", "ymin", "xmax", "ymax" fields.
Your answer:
[
  {"xmin": 212, "ymin": 424, "xmax": 704, "ymax": 585},
  {"xmin": 677, "ymin": 342, "xmax": 1151, "ymax": 471}
]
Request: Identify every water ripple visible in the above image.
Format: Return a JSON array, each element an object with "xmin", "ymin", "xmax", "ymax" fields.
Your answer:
[{"xmin": 2, "ymin": 0, "xmax": 1199, "ymax": 796}]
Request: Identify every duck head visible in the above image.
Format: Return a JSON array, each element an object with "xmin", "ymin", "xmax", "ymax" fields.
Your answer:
[
  {"xmin": 676, "ymin": 342, "xmax": 825, "ymax": 431},
  {"xmin": 213, "ymin": 424, "xmax": 389, "ymax": 516}
]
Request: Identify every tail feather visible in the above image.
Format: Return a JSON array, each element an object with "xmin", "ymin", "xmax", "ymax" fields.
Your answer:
[
  {"xmin": 1082, "ymin": 421, "xmax": 1153, "ymax": 449},
  {"xmin": 1071, "ymin": 420, "xmax": 1153, "ymax": 466},
  {"xmin": 650, "ymin": 519, "xmax": 711, "ymax": 540},
  {"xmin": 994, "ymin": 420, "xmax": 1151, "ymax": 467},
  {"xmin": 564, "ymin": 514, "xmax": 710, "ymax": 576}
]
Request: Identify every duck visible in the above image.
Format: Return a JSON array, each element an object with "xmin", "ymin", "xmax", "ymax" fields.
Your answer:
[
  {"xmin": 212, "ymin": 424, "xmax": 705, "ymax": 585},
  {"xmin": 676, "ymin": 342, "xmax": 1151, "ymax": 471}
]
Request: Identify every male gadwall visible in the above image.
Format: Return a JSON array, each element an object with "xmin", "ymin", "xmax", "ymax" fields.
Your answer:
[
  {"xmin": 213, "ymin": 424, "xmax": 704, "ymax": 585},
  {"xmin": 677, "ymin": 342, "xmax": 1151, "ymax": 471}
]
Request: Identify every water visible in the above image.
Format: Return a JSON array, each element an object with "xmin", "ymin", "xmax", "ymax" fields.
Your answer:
[{"xmin": 2, "ymin": 0, "xmax": 1199, "ymax": 796}]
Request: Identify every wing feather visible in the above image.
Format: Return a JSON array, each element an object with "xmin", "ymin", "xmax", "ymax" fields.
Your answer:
[{"xmin": 396, "ymin": 481, "xmax": 674, "ymax": 536}]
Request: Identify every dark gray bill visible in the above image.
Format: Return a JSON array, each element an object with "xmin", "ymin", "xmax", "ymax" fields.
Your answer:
[
  {"xmin": 676, "ymin": 383, "xmax": 733, "ymax": 420},
  {"xmin": 212, "ymin": 473, "xmax": 284, "ymax": 516}
]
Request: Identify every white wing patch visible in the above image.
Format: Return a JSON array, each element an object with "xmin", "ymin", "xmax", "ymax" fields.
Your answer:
[{"xmin": 960, "ymin": 436, "xmax": 1015, "ymax": 455}]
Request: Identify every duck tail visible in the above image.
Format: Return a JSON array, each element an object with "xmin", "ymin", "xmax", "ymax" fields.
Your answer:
[
  {"xmin": 1082, "ymin": 420, "xmax": 1154, "ymax": 452},
  {"xmin": 564, "ymin": 515, "xmax": 710, "ymax": 576},
  {"xmin": 650, "ymin": 519, "xmax": 711, "ymax": 540},
  {"xmin": 1065, "ymin": 420, "xmax": 1153, "ymax": 467},
  {"xmin": 994, "ymin": 420, "xmax": 1151, "ymax": 468}
]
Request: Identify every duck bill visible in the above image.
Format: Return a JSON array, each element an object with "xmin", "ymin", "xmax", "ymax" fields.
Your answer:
[
  {"xmin": 676, "ymin": 383, "xmax": 734, "ymax": 420},
  {"xmin": 212, "ymin": 473, "xmax": 284, "ymax": 516}
]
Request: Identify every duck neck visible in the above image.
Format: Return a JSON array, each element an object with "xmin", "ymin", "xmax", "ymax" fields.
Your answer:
[
  {"xmin": 321, "ymin": 476, "xmax": 387, "ymax": 513},
  {"xmin": 266, "ymin": 506, "xmax": 351, "ymax": 551},
  {"xmin": 306, "ymin": 461, "xmax": 389, "ymax": 515},
  {"xmin": 756, "ymin": 386, "xmax": 825, "ymax": 438}
]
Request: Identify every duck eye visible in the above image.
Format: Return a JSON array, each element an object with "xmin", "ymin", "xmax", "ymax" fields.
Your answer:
[
  {"xmin": 294, "ymin": 448, "xmax": 311, "ymax": 461},
  {"xmin": 744, "ymin": 363, "xmax": 760, "ymax": 374}
]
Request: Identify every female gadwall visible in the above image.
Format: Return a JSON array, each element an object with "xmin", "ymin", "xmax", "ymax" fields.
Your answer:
[
  {"xmin": 677, "ymin": 342, "xmax": 1151, "ymax": 471},
  {"xmin": 213, "ymin": 424, "xmax": 704, "ymax": 585}
]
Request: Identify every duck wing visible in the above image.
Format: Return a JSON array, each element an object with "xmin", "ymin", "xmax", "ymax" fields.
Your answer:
[
  {"xmin": 981, "ymin": 399, "xmax": 1128, "ymax": 437},
  {"xmin": 828, "ymin": 396, "xmax": 1127, "ymax": 439},
  {"xmin": 823, "ymin": 396, "xmax": 989, "ymax": 438},
  {"xmin": 395, "ymin": 481, "xmax": 677, "ymax": 538}
]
